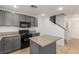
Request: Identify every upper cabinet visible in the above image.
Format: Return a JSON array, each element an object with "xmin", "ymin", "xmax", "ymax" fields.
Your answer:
[
  {"xmin": 19, "ymin": 14, "xmax": 26, "ymax": 22},
  {"xmin": 0, "ymin": 10, "xmax": 5, "ymax": 26},
  {"xmin": 19, "ymin": 14, "xmax": 38, "ymax": 27},
  {"xmin": 0, "ymin": 10, "xmax": 38, "ymax": 27},
  {"xmin": 30, "ymin": 17, "xmax": 35, "ymax": 27},
  {"xmin": 19, "ymin": 14, "xmax": 31, "ymax": 22},
  {"xmin": 30, "ymin": 17, "xmax": 38, "ymax": 27},
  {"xmin": 34, "ymin": 17, "xmax": 38, "ymax": 27},
  {"xmin": 25, "ymin": 16, "xmax": 31, "ymax": 22},
  {"xmin": 0, "ymin": 10, "xmax": 19, "ymax": 26},
  {"xmin": 5, "ymin": 11, "xmax": 19, "ymax": 26}
]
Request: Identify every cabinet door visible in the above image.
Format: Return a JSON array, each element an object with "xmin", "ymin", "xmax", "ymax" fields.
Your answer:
[
  {"xmin": 0, "ymin": 10, "xmax": 5, "ymax": 26},
  {"xmin": 5, "ymin": 12, "xmax": 14, "ymax": 26},
  {"xmin": 25, "ymin": 16, "xmax": 31, "ymax": 22},
  {"xmin": 5, "ymin": 12, "xmax": 19, "ymax": 26},
  {"xmin": 34, "ymin": 17, "xmax": 38, "ymax": 27},
  {"xmin": 30, "ymin": 17, "xmax": 35, "ymax": 27},
  {"xmin": 31, "ymin": 17, "xmax": 38, "ymax": 27},
  {"xmin": 19, "ymin": 14, "xmax": 31, "ymax": 22},
  {"xmin": 2, "ymin": 37, "xmax": 13, "ymax": 53},
  {"xmin": 2, "ymin": 36, "xmax": 20, "ymax": 53},
  {"xmin": 14, "ymin": 36, "xmax": 21, "ymax": 50},
  {"xmin": 13, "ymin": 14, "xmax": 19, "ymax": 26},
  {"xmin": 19, "ymin": 14, "xmax": 26, "ymax": 21}
]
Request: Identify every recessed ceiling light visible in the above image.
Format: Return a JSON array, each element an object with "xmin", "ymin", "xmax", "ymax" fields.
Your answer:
[
  {"xmin": 75, "ymin": 14, "xmax": 79, "ymax": 16},
  {"xmin": 13, "ymin": 5, "xmax": 18, "ymax": 8},
  {"xmin": 41, "ymin": 13, "xmax": 45, "ymax": 16},
  {"xmin": 58, "ymin": 7, "xmax": 63, "ymax": 11}
]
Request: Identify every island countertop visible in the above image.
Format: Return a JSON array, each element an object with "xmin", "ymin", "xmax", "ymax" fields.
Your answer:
[{"xmin": 30, "ymin": 35, "xmax": 61, "ymax": 47}]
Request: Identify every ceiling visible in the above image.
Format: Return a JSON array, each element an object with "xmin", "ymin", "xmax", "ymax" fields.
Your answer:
[{"xmin": 0, "ymin": 5, "xmax": 79, "ymax": 16}]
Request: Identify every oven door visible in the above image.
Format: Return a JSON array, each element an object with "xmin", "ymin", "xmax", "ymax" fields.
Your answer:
[{"xmin": 21, "ymin": 38, "xmax": 29, "ymax": 43}]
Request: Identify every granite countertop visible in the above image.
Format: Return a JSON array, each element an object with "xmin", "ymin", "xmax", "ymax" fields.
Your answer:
[
  {"xmin": 0, "ymin": 32, "xmax": 20, "ymax": 36},
  {"xmin": 0, "ymin": 32, "xmax": 20, "ymax": 40},
  {"xmin": 30, "ymin": 35, "xmax": 61, "ymax": 47},
  {"xmin": 0, "ymin": 34, "xmax": 20, "ymax": 37}
]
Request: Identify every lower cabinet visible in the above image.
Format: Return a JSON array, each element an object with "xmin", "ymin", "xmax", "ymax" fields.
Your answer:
[
  {"xmin": 0, "ymin": 40, "xmax": 3, "ymax": 53},
  {"xmin": 1, "ymin": 36, "xmax": 21, "ymax": 54}
]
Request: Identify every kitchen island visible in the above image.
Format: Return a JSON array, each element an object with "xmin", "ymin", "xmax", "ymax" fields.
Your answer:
[{"xmin": 30, "ymin": 35, "xmax": 61, "ymax": 54}]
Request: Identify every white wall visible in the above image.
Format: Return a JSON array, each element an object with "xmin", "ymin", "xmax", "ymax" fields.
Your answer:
[
  {"xmin": 65, "ymin": 16, "xmax": 79, "ymax": 39},
  {"xmin": 71, "ymin": 21, "xmax": 79, "ymax": 39},
  {"xmin": 64, "ymin": 16, "xmax": 71, "ymax": 41},
  {"xmin": 38, "ymin": 16, "xmax": 64, "ymax": 46},
  {"xmin": 0, "ymin": 26, "xmax": 38, "ymax": 32},
  {"xmin": 0, "ymin": 26, "xmax": 19, "ymax": 32},
  {"xmin": 56, "ymin": 14, "xmax": 65, "ymax": 28}
]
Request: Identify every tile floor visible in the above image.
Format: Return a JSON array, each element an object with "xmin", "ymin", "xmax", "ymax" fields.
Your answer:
[{"xmin": 10, "ymin": 39, "xmax": 79, "ymax": 54}]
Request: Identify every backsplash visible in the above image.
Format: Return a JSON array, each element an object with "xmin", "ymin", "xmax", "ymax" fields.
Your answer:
[
  {"xmin": 0, "ymin": 26, "xmax": 19, "ymax": 32},
  {"xmin": 0, "ymin": 26, "xmax": 39, "ymax": 33}
]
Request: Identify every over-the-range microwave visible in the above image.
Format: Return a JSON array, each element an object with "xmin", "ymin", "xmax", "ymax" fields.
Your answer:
[{"xmin": 20, "ymin": 21, "xmax": 31, "ymax": 28}]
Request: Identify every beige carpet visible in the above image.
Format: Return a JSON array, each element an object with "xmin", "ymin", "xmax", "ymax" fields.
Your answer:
[{"xmin": 11, "ymin": 39, "xmax": 79, "ymax": 54}]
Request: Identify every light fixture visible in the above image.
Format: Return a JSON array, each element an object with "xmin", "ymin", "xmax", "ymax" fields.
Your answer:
[
  {"xmin": 75, "ymin": 14, "xmax": 79, "ymax": 16},
  {"xmin": 58, "ymin": 7, "xmax": 63, "ymax": 11},
  {"xmin": 13, "ymin": 5, "xmax": 18, "ymax": 8},
  {"xmin": 41, "ymin": 13, "xmax": 45, "ymax": 16}
]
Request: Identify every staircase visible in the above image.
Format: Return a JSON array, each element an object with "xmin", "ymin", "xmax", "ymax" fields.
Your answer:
[
  {"xmin": 50, "ymin": 15, "xmax": 67, "ymax": 44},
  {"xmin": 38, "ymin": 16, "xmax": 65, "ymax": 46},
  {"xmin": 50, "ymin": 15, "xmax": 67, "ymax": 30}
]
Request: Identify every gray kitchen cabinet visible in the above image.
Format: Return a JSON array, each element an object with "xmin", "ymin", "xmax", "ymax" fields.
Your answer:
[
  {"xmin": 30, "ymin": 35, "xmax": 61, "ymax": 54},
  {"xmin": 0, "ymin": 10, "xmax": 5, "ymax": 26},
  {"xmin": 19, "ymin": 14, "xmax": 31, "ymax": 22},
  {"xmin": 34, "ymin": 17, "xmax": 38, "ymax": 27},
  {"xmin": 19, "ymin": 14, "xmax": 26, "ymax": 21},
  {"xmin": 31, "ymin": 17, "xmax": 38, "ymax": 27},
  {"xmin": 5, "ymin": 12, "xmax": 19, "ymax": 26},
  {"xmin": 0, "ymin": 10, "xmax": 38, "ymax": 26},
  {"xmin": 13, "ymin": 14, "xmax": 19, "ymax": 26},
  {"xmin": 19, "ymin": 14, "xmax": 38, "ymax": 27},
  {"xmin": 0, "ymin": 40, "xmax": 3, "ymax": 53},
  {"xmin": 30, "ymin": 17, "xmax": 35, "ymax": 27},
  {"xmin": 5, "ymin": 12, "xmax": 12, "ymax": 25},
  {"xmin": 25, "ymin": 16, "xmax": 31, "ymax": 22},
  {"xmin": 1, "ymin": 36, "xmax": 21, "ymax": 53},
  {"xmin": 30, "ymin": 40, "xmax": 56, "ymax": 54}
]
